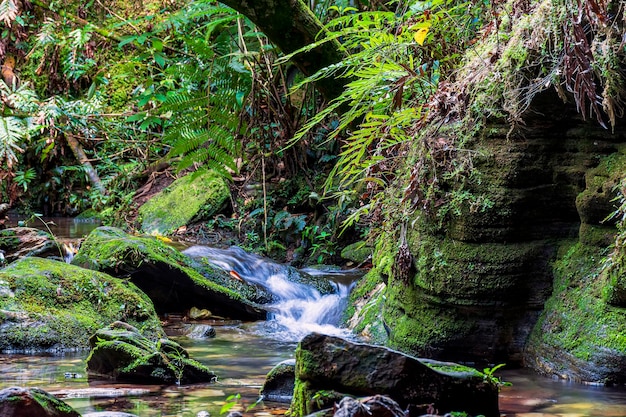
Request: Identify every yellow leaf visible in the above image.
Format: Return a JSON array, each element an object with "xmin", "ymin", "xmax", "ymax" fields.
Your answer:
[{"xmin": 414, "ymin": 27, "xmax": 429, "ymax": 46}]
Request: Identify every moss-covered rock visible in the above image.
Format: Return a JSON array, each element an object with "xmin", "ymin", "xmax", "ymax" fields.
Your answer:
[
  {"xmin": 342, "ymin": 0, "xmax": 626, "ymax": 369},
  {"xmin": 86, "ymin": 321, "xmax": 216, "ymax": 384},
  {"xmin": 0, "ymin": 257, "xmax": 162, "ymax": 352},
  {"xmin": 260, "ymin": 359, "xmax": 295, "ymax": 403},
  {"xmin": 138, "ymin": 170, "xmax": 230, "ymax": 235},
  {"xmin": 344, "ymin": 269, "xmax": 388, "ymax": 345},
  {"xmin": 339, "ymin": 241, "xmax": 372, "ymax": 264},
  {"xmin": 290, "ymin": 333, "xmax": 499, "ymax": 417},
  {"xmin": 525, "ymin": 242, "xmax": 626, "ymax": 385},
  {"xmin": 0, "ymin": 386, "xmax": 80, "ymax": 417},
  {"xmin": 72, "ymin": 226, "xmax": 267, "ymax": 320}
]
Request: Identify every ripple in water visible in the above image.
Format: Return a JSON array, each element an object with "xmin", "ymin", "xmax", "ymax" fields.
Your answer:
[{"xmin": 182, "ymin": 245, "xmax": 359, "ymax": 341}]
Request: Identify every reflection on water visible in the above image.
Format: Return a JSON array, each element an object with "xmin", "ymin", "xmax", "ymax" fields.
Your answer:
[
  {"xmin": 1, "ymin": 327, "xmax": 626, "ymax": 416},
  {"xmin": 6, "ymin": 214, "xmax": 101, "ymax": 239},
  {"xmin": 0, "ymin": 326, "xmax": 294, "ymax": 417},
  {"xmin": 499, "ymin": 369, "xmax": 626, "ymax": 416}
]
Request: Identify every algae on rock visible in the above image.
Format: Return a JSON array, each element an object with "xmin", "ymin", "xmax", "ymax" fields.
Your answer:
[
  {"xmin": 346, "ymin": 0, "xmax": 626, "ymax": 373},
  {"xmin": 0, "ymin": 257, "xmax": 162, "ymax": 352},
  {"xmin": 137, "ymin": 169, "xmax": 230, "ymax": 235},
  {"xmin": 86, "ymin": 321, "xmax": 216, "ymax": 384},
  {"xmin": 72, "ymin": 226, "xmax": 267, "ymax": 320}
]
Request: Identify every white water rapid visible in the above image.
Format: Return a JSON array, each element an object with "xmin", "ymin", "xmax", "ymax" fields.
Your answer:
[{"xmin": 182, "ymin": 245, "xmax": 359, "ymax": 341}]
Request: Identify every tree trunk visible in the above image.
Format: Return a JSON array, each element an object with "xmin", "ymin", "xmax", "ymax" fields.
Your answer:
[
  {"xmin": 219, "ymin": 0, "xmax": 347, "ymax": 102},
  {"xmin": 65, "ymin": 134, "xmax": 107, "ymax": 195}
]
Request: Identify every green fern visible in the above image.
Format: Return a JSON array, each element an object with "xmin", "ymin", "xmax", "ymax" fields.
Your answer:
[
  {"xmin": 0, "ymin": 116, "xmax": 26, "ymax": 168},
  {"xmin": 0, "ymin": 0, "xmax": 18, "ymax": 26}
]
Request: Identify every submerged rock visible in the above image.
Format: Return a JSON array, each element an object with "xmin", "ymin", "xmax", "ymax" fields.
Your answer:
[
  {"xmin": 291, "ymin": 333, "xmax": 499, "ymax": 417},
  {"xmin": 138, "ymin": 169, "xmax": 230, "ymax": 235},
  {"xmin": 261, "ymin": 359, "xmax": 295, "ymax": 403},
  {"xmin": 0, "ymin": 386, "xmax": 80, "ymax": 417},
  {"xmin": 72, "ymin": 226, "xmax": 267, "ymax": 320},
  {"xmin": 333, "ymin": 395, "xmax": 404, "ymax": 417},
  {"xmin": 0, "ymin": 257, "xmax": 162, "ymax": 352},
  {"xmin": 86, "ymin": 321, "xmax": 217, "ymax": 384}
]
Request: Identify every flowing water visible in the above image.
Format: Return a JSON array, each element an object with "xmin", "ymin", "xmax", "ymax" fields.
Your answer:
[{"xmin": 1, "ymin": 217, "xmax": 626, "ymax": 416}]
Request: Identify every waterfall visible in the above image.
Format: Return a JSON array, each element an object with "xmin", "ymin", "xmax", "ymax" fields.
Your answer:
[{"xmin": 182, "ymin": 245, "xmax": 359, "ymax": 341}]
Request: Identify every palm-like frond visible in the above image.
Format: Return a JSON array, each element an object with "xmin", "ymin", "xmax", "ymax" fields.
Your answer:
[
  {"xmin": 0, "ymin": 0, "xmax": 18, "ymax": 27},
  {"xmin": 0, "ymin": 116, "xmax": 26, "ymax": 168}
]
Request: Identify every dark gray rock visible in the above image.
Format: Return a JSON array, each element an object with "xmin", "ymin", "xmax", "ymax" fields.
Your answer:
[
  {"xmin": 261, "ymin": 359, "xmax": 295, "ymax": 403},
  {"xmin": 292, "ymin": 333, "xmax": 499, "ymax": 417}
]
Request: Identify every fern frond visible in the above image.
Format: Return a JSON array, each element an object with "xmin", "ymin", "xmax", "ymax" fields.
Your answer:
[
  {"xmin": 0, "ymin": 0, "xmax": 18, "ymax": 27},
  {"xmin": 0, "ymin": 116, "xmax": 26, "ymax": 168}
]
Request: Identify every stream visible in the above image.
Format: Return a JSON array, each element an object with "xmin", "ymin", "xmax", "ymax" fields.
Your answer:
[{"xmin": 2, "ymin": 216, "xmax": 626, "ymax": 416}]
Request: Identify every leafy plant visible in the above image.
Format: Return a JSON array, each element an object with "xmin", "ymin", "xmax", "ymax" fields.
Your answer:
[
  {"xmin": 482, "ymin": 363, "xmax": 511, "ymax": 391},
  {"xmin": 14, "ymin": 167, "xmax": 36, "ymax": 191}
]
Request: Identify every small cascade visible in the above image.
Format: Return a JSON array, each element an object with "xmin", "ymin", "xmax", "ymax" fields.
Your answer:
[{"xmin": 182, "ymin": 245, "xmax": 359, "ymax": 341}]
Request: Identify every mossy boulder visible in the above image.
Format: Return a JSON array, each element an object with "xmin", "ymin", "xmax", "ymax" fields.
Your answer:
[
  {"xmin": 0, "ymin": 257, "xmax": 162, "ymax": 352},
  {"xmin": 0, "ymin": 386, "xmax": 80, "ymax": 417},
  {"xmin": 138, "ymin": 170, "xmax": 230, "ymax": 235},
  {"xmin": 290, "ymin": 333, "xmax": 499, "ymax": 417},
  {"xmin": 525, "ymin": 242, "xmax": 626, "ymax": 385},
  {"xmin": 72, "ymin": 226, "xmax": 267, "ymax": 320},
  {"xmin": 86, "ymin": 321, "xmax": 216, "ymax": 384},
  {"xmin": 260, "ymin": 359, "xmax": 296, "ymax": 403},
  {"xmin": 340, "ymin": 241, "xmax": 372, "ymax": 264}
]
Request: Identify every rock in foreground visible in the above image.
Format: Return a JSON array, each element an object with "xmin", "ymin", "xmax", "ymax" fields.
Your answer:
[
  {"xmin": 86, "ymin": 321, "xmax": 217, "ymax": 385},
  {"xmin": 0, "ymin": 386, "xmax": 80, "ymax": 417},
  {"xmin": 291, "ymin": 333, "xmax": 499, "ymax": 417}
]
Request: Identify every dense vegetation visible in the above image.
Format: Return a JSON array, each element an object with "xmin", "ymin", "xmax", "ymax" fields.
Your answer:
[{"xmin": 0, "ymin": 0, "xmax": 624, "ymax": 267}]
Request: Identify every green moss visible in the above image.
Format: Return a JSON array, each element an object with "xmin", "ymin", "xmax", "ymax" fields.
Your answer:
[
  {"xmin": 138, "ymin": 170, "xmax": 230, "ymax": 235},
  {"xmin": 340, "ymin": 241, "xmax": 372, "ymax": 264},
  {"xmin": 0, "ymin": 230, "xmax": 21, "ymax": 251},
  {"xmin": 31, "ymin": 389, "xmax": 77, "ymax": 413},
  {"xmin": 0, "ymin": 257, "xmax": 162, "ymax": 351},
  {"xmin": 526, "ymin": 241, "xmax": 626, "ymax": 375},
  {"xmin": 422, "ymin": 361, "xmax": 483, "ymax": 378},
  {"xmin": 409, "ymin": 231, "xmax": 546, "ymax": 301},
  {"xmin": 72, "ymin": 226, "xmax": 245, "ymax": 302},
  {"xmin": 344, "ymin": 269, "xmax": 388, "ymax": 344}
]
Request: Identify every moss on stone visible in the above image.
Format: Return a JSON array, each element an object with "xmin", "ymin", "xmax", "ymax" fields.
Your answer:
[
  {"xmin": 0, "ymin": 257, "xmax": 162, "ymax": 352},
  {"xmin": 138, "ymin": 170, "xmax": 230, "ymax": 235},
  {"xmin": 340, "ymin": 241, "xmax": 372, "ymax": 264},
  {"xmin": 525, "ymin": 241, "xmax": 626, "ymax": 384},
  {"xmin": 344, "ymin": 269, "xmax": 388, "ymax": 344},
  {"xmin": 72, "ymin": 226, "xmax": 266, "ymax": 320}
]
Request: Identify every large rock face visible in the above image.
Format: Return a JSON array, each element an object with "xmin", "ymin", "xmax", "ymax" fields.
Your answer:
[
  {"xmin": 72, "ymin": 226, "xmax": 267, "ymax": 320},
  {"xmin": 0, "ymin": 257, "xmax": 162, "ymax": 352},
  {"xmin": 138, "ymin": 169, "xmax": 230, "ymax": 235},
  {"xmin": 0, "ymin": 386, "xmax": 80, "ymax": 417},
  {"xmin": 291, "ymin": 333, "xmax": 499, "ymax": 417},
  {"xmin": 346, "ymin": 0, "xmax": 626, "ymax": 383}
]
